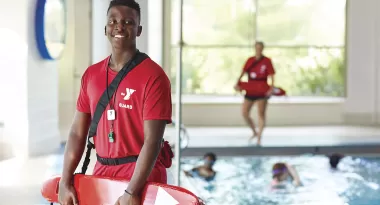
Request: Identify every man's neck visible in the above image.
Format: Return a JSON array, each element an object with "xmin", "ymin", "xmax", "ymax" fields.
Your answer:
[
  {"xmin": 256, "ymin": 54, "xmax": 263, "ymax": 59},
  {"xmin": 110, "ymin": 47, "xmax": 137, "ymax": 72}
]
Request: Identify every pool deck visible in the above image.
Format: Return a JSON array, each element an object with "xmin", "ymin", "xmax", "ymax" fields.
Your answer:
[
  {"xmin": 166, "ymin": 126, "xmax": 380, "ymax": 147},
  {"xmin": 164, "ymin": 126, "xmax": 380, "ymax": 156},
  {"xmin": 1, "ymin": 126, "xmax": 380, "ymax": 204}
]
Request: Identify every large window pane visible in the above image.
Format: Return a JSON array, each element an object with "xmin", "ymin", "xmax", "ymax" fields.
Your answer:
[
  {"xmin": 169, "ymin": 0, "xmax": 346, "ymax": 97},
  {"xmin": 257, "ymin": 0, "xmax": 346, "ymax": 46},
  {"xmin": 170, "ymin": 47, "xmax": 254, "ymax": 94},
  {"xmin": 265, "ymin": 47, "xmax": 345, "ymax": 96},
  {"xmin": 171, "ymin": 0, "xmax": 256, "ymax": 46},
  {"xmin": 170, "ymin": 47, "xmax": 345, "ymax": 96}
]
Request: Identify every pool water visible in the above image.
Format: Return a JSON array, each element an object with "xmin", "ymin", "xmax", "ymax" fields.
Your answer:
[{"xmin": 177, "ymin": 155, "xmax": 380, "ymax": 205}]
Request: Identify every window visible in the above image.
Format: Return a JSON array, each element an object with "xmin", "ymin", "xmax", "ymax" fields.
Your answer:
[
  {"xmin": 257, "ymin": 0, "xmax": 346, "ymax": 46},
  {"xmin": 171, "ymin": 0, "xmax": 256, "ymax": 46},
  {"xmin": 171, "ymin": 47, "xmax": 253, "ymax": 94},
  {"xmin": 265, "ymin": 47, "xmax": 345, "ymax": 96},
  {"xmin": 170, "ymin": 0, "xmax": 346, "ymax": 97}
]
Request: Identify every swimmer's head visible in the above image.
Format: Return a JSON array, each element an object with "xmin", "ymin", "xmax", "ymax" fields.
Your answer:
[
  {"xmin": 272, "ymin": 163, "xmax": 289, "ymax": 181},
  {"xmin": 204, "ymin": 152, "xmax": 217, "ymax": 167},
  {"xmin": 255, "ymin": 41, "xmax": 264, "ymax": 55},
  {"xmin": 328, "ymin": 153, "xmax": 344, "ymax": 169}
]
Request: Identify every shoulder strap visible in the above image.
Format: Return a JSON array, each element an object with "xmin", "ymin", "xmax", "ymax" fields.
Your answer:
[
  {"xmin": 80, "ymin": 51, "xmax": 149, "ymax": 174},
  {"xmin": 246, "ymin": 56, "xmax": 265, "ymax": 74}
]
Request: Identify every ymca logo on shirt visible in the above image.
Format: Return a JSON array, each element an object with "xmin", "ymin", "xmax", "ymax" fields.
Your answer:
[
  {"xmin": 119, "ymin": 88, "xmax": 135, "ymax": 110},
  {"xmin": 121, "ymin": 88, "xmax": 136, "ymax": 100},
  {"xmin": 260, "ymin": 65, "xmax": 266, "ymax": 73}
]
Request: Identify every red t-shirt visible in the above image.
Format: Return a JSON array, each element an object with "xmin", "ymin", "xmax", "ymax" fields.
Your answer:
[
  {"xmin": 243, "ymin": 56, "xmax": 275, "ymax": 80},
  {"xmin": 76, "ymin": 56, "xmax": 172, "ymax": 180},
  {"xmin": 241, "ymin": 56, "xmax": 275, "ymax": 96}
]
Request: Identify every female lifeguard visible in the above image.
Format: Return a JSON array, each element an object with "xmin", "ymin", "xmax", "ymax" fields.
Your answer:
[{"xmin": 234, "ymin": 41, "xmax": 275, "ymax": 145}]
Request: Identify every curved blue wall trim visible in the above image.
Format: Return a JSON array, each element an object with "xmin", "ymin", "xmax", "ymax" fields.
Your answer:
[
  {"xmin": 35, "ymin": 0, "xmax": 52, "ymax": 60},
  {"xmin": 34, "ymin": 0, "xmax": 66, "ymax": 60}
]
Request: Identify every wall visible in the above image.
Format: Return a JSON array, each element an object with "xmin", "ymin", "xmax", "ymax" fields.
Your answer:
[
  {"xmin": 58, "ymin": 0, "xmax": 75, "ymax": 141},
  {"xmin": 173, "ymin": 96, "xmax": 344, "ymax": 126},
  {"xmin": 137, "ymin": 0, "xmax": 164, "ymax": 65},
  {"xmin": 92, "ymin": 0, "xmax": 111, "ymax": 64},
  {"xmin": 344, "ymin": 0, "xmax": 380, "ymax": 125},
  {"xmin": 0, "ymin": 0, "xmax": 60, "ymax": 159},
  {"xmin": 59, "ymin": 0, "xmax": 92, "ymax": 141},
  {"xmin": 147, "ymin": 0, "xmax": 164, "ymax": 66}
]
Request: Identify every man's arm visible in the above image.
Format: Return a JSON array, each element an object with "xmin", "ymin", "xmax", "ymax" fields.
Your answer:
[
  {"xmin": 125, "ymin": 70, "xmax": 172, "ymax": 196},
  {"xmin": 126, "ymin": 120, "xmax": 167, "ymax": 195},
  {"xmin": 60, "ymin": 111, "xmax": 91, "ymax": 185}
]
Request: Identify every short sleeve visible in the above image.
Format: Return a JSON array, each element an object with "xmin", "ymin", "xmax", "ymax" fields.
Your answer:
[
  {"xmin": 266, "ymin": 58, "xmax": 275, "ymax": 75},
  {"xmin": 243, "ymin": 57, "xmax": 254, "ymax": 72},
  {"xmin": 143, "ymin": 74, "xmax": 172, "ymax": 124},
  {"xmin": 76, "ymin": 72, "xmax": 91, "ymax": 113}
]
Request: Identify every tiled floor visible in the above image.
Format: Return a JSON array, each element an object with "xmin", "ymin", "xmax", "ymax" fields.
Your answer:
[{"xmin": 1, "ymin": 126, "xmax": 380, "ymax": 204}]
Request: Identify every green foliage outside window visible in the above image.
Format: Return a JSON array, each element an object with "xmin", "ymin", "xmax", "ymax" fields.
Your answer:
[{"xmin": 170, "ymin": 0, "xmax": 346, "ymax": 96}]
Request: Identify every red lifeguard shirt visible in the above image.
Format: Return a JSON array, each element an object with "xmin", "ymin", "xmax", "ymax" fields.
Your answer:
[
  {"xmin": 241, "ymin": 56, "xmax": 275, "ymax": 96},
  {"xmin": 76, "ymin": 56, "xmax": 172, "ymax": 180},
  {"xmin": 243, "ymin": 56, "xmax": 275, "ymax": 80}
]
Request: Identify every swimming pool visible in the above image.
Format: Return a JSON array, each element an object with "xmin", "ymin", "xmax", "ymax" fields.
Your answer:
[{"xmin": 177, "ymin": 155, "xmax": 380, "ymax": 205}]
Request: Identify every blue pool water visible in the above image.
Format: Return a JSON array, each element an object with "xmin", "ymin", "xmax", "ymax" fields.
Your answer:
[{"xmin": 178, "ymin": 155, "xmax": 380, "ymax": 205}]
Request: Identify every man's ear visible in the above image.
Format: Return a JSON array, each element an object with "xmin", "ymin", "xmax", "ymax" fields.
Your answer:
[
  {"xmin": 137, "ymin": 25, "xmax": 142, "ymax": 37},
  {"xmin": 104, "ymin": 26, "xmax": 107, "ymax": 35}
]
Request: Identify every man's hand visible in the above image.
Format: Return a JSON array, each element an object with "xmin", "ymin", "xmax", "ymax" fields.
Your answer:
[
  {"xmin": 58, "ymin": 182, "xmax": 78, "ymax": 205},
  {"xmin": 114, "ymin": 192, "xmax": 140, "ymax": 205}
]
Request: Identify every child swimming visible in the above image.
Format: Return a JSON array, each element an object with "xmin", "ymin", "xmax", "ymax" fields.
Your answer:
[
  {"xmin": 271, "ymin": 162, "xmax": 302, "ymax": 187},
  {"xmin": 184, "ymin": 152, "xmax": 217, "ymax": 181},
  {"xmin": 328, "ymin": 153, "xmax": 344, "ymax": 169}
]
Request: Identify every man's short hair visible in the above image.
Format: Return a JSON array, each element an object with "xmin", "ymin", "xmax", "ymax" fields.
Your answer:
[{"xmin": 107, "ymin": 0, "xmax": 141, "ymax": 20}]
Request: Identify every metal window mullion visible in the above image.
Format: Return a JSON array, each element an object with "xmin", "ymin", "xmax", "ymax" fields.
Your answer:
[
  {"xmin": 174, "ymin": 0, "xmax": 184, "ymax": 187},
  {"xmin": 255, "ymin": 0, "xmax": 259, "ymax": 41}
]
